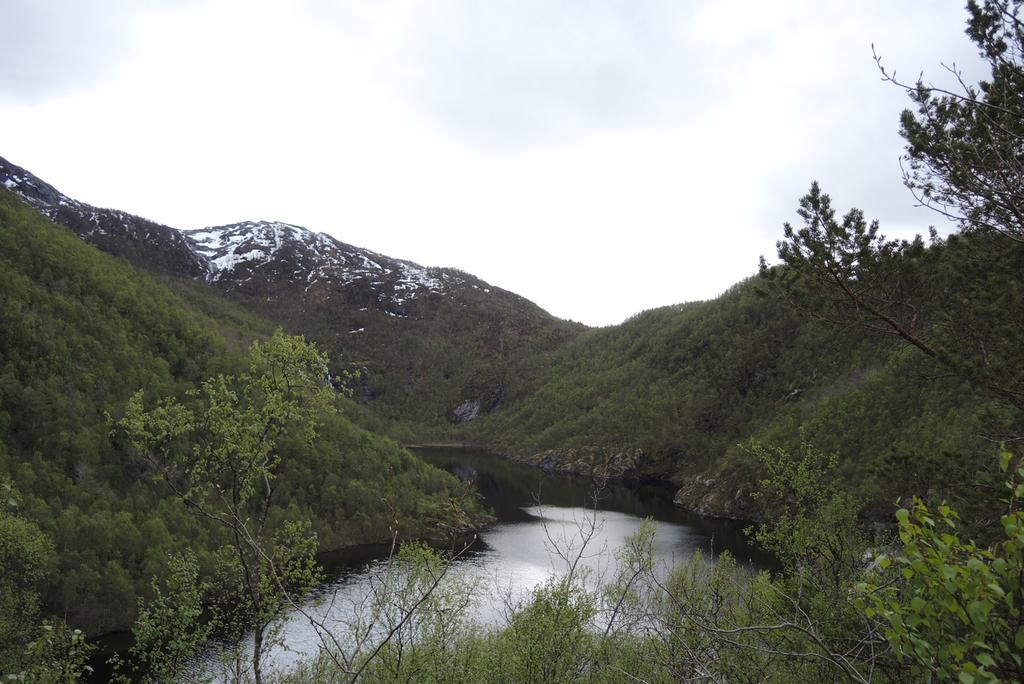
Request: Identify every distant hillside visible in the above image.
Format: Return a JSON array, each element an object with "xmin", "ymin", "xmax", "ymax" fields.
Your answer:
[
  {"xmin": 5, "ymin": 153, "xmax": 1020, "ymax": 525},
  {"xmin": 179, "ymin": 218, "xmax": 583, "ymax": 428},
  {"xmin": 458, "ymin": 237, "xmax": 1022, "ymax": 520},
  {"xmin": 0, "ymin": 187, "xmax": 479, "ymax": 634},
  {"xmin": 0, "ymin": 155, "xmax": 582, "ymax": 429}
]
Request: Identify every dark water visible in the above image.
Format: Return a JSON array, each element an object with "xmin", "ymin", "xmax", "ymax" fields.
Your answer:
[
  {"xmin": 418, "ymin": 447, "xmax": 770, "ymax": 563},
  {"xmin": 93, "ymin": 447, "xmax": 768, "ymax": 679}
]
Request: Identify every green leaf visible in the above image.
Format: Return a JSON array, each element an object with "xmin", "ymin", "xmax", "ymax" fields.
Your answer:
[
  {"xmin": 999, "ymin": 450, "xmax": 1012, "ymax": 473},
  {"xmin": 967, "ymin": 600, "xmax": 992, "ymax": 626}
]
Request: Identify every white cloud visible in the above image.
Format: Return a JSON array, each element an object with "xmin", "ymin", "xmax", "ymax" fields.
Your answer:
[
  {"xmin": 0, "ymin": 0, "xmax": 988, "ymax": 325},
  {"xmin": 0, "ymin": 0, "xmax": 193, "ymax": 101}
]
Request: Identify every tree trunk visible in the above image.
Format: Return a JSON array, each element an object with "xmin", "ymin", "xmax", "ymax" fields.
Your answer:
[{"xmin": 252, "ymin": 623, "xmax": 263, "ymax": 684}]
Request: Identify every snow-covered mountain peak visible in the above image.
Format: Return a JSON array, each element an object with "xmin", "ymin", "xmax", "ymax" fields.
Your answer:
[
  {"xmin": 2, "ymin": 153, "xmax": 477, "ymax": 313},
  {"xmin": 181, "ymin": 219, "xmax": 459, "ymax": 310}
]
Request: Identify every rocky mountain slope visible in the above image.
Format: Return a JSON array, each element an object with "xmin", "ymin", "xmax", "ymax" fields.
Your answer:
[
  {"xmin": 185, "ymin": 220, "xmax": 450, "ymax": 312},
  {"xmin": 1, "ymin": 155, "xmax": 494, "ymax": 316},
  {"xmin": 1, "ymin": 156, "xmax": 207, "ymax": 278},
  {"xmin": 0, "ymin": 155, "xmax": 581, "ymax": 426}
]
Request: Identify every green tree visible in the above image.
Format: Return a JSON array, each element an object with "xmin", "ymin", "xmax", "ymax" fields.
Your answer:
[
  {"xmin": 0, "ymin": 478, "xmax": 54, "ymax": 668},
  {"xmin": 767, "ymin": 1, "xmax": 1024, "ymax": 415},
  {"xmin": 119, "ymin": 331, "xmax": 332, "ymax": 684},
  {"xmin": 113, "ymin": 551, "xmax": 210, "ymax": 683},
  {"xmin": 763, "ymin": 183, "xmax": 934, "ymax": 360},
  {"xmin": 487, "ymin": 576, "xmax": 596, "ymax": 683},
  {"xmin": 879, "ymin": 0, "xmax": 1024, "ymax": 241},
  {"xmin": 5, "ymin": 621, "xmax": 94, "ymax": 684},
  {"xmin": 0, "ymin": 479, "xmax": 93, "ymax": 682},
  {"xmin": 748, "ymin": 437, "xmax": 868, "ymax": 586},
  {"xmin": 858, "ymin": 448, "xmax": 1024, "ymax": 683}
]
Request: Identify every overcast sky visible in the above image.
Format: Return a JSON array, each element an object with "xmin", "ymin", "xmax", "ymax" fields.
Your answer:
[{"xmin": 0, "ymin": 1, "xmax": 986, "ymax": 326}]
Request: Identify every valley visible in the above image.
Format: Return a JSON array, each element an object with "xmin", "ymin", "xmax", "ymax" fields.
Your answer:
[
  {"xmin": 2, "ymin": 154, "xmax": 1008, "ymax": 528},
  {"xmin": 1, "ymin": 4, "xmax": 1022, "ymax": 675}
]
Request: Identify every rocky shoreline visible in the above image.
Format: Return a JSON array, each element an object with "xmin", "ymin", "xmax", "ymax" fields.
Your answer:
[{"xmin": 410, "ymin": 442, "xmax": 757, "ymax": 521}]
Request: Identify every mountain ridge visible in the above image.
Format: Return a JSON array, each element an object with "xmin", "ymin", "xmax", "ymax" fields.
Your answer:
[
  {"xmin": 4, "ymin": 152, "xmax": 1022, "ymax": 526},
  {"xmin": 0, "ymin": 155, "xmax": 533, "ymax": 319},
  {"xmin": 0, "ymin": 154, "xmax": 582, "ymax": 426},
  {"xmin": 0, "ymin": 155, "xmax": 208, "ymax": 278}
]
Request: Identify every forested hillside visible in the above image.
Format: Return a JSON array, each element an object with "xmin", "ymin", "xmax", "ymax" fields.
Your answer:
[
  {"xmin": 450, "ymin": 0, "xmax": 1024, "ymax": 522},
  {"xmin": 4, "ymin": 134, "xmax": 1018, "ymax": 535},
  {"xmin": 233, "ymin": 254, "xmax": 583, "ymax": 433},
  {"xmin": 0, "ymin": 155, "xmax": 584, "ymax": 432},
  {"xmin": 459, "ymin": 229, "xmax": 1022, "ymax": 520},
  {"xmin": 2, "ymin": 1, "xmax": 1022, "ymax": 679},
  {"xmin": 0, "ymin": 188, "xmax": 480, "ymax": 641}
]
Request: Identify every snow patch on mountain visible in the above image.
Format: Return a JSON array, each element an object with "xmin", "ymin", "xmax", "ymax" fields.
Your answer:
[
  {"xmin": 181, "ymin": 220, "xmax": 457, "ymax": 308},
  {"xmin": 1, "ymin": 161, "xmax": 75, "ymax": 209},
  {"xmin": 2, "ymin": 154, "xmax": 488, "ymax": 311}
]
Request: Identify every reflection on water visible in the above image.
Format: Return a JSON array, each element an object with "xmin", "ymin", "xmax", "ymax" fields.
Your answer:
[
  {"xmin": 194, "ymin": 447, "xmax": 769, "ymax": 678},
  {"xmin": 421, "ymin": 448, "xmax": 770, "ymax": 563}
]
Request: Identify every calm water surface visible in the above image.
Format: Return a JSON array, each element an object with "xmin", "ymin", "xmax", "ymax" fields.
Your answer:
[{"xmin": 138, "ymin": 447, "xmax": 766, "ymax": 679}]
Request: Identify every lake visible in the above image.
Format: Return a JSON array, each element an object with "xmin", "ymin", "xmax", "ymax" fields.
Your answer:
[{"xmin": 190, "ymin": 447, "xmax": 769, "ymax": 679}]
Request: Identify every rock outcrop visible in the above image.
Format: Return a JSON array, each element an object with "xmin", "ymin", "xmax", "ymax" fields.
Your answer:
[
  {"xmin": 512, "ymin": 446, "xmax": 645, "ymax": 480},
  {"xmin": 671, "ymin": 472, "xmax": 757, "ymax": 520}
]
